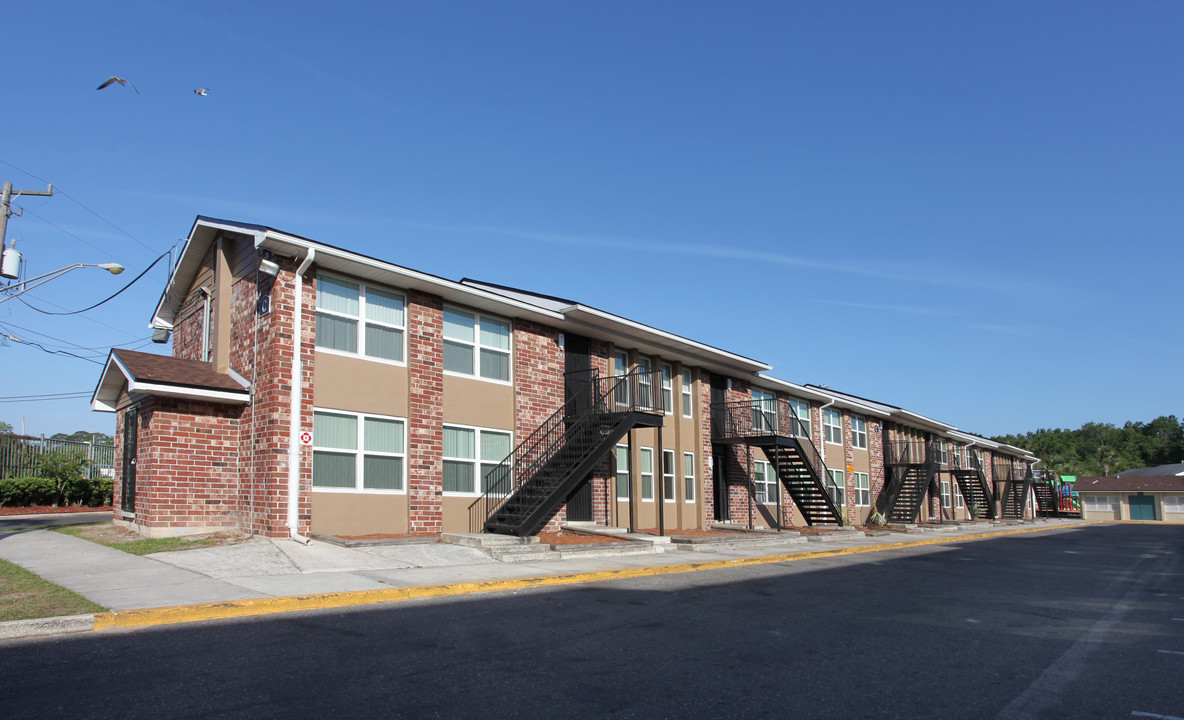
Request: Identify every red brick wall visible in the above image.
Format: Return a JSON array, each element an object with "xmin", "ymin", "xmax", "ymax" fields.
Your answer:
[
  {"xmin": 699, "ymin": 369, "xmax": 715, "ymax": 526},
  {"xmin": 119, "ymin": 396, "xmax": 242, "ymax": 532},
  {"xmin": 512, "ymin": 320, "xmax": 568, "ymax": 533},
  {"xmin": 407, "ymin": 291, "xmax": 444, "ymax": 534}
]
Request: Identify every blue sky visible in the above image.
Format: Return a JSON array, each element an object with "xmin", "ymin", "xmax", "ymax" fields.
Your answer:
[{"xmin": 0, "ymin": 1, "xmax": 1179, "ymax": 439}]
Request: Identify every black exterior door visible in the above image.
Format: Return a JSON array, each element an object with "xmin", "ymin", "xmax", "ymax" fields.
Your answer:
[
  {"xmin": 121, "ymin": 406, "xmax": 138, "ymax": 514},
  {"xmin": 710, "ymin": 374, "xmax": 729, "ymax": 522}
]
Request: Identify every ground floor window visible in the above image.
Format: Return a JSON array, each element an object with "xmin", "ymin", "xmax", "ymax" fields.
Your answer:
[
  {"xmin": 663, "ymin": 449, "xmax": 676, "ymax": 501},
  {"xmin": 615, "ymin": 445, "xmax": 629, "ymax": 500},
  {"xmin": 941, "ymin": 480, "xmax": 952, "ymax": 508},
  {"xmin": 1165, "ymin": 495, "xmax": 1184, "ymax": 513},
  {"xmin": 827, "ymin": 468, "xmax": 844, "ymax": 507},
  {"xmin": 1083, "ymin": 495, "xmax": 1118, "ymax": 512},
  {"xmin": 954, "ymin": 481, "xmax": 964, "ymax": 509},
  {"xmin": 754, "ymin": 460, "xmax": 776, "ymax": 504},
  {"xmin": 442, "ymin": 424, "xmax": 512, "ymax": 495},
  {"xmin": 640, "ymin": 447, "xmax": 654, "ymax": 500},
  {"xmin": 853, "ymin": 471, "xmax": 870, "ymax": 507},
  {"xmin": 312, "ymin": 409, "xmax": 406, "ymax": 491},
  {"xmin": 683, "ymin": 452, "xmax": 696, "ymax": 502}
]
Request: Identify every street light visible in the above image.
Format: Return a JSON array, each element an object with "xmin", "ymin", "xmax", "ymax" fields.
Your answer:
[{"xmin": 0, "ymin": 262, "xmax": 126, "ymax": 304}]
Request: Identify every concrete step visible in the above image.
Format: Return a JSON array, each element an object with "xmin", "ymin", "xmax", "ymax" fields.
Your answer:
[
  {"xmin": 674, "ymin": 537, "xmax": 809, "ymax": 552},
  {"xmin": 552, "ymin": 542, "xmax": 659, "ymax": 559},
  {"xmin": 439, "ymin": 532, "xmax": 540, "ymax": 549}
]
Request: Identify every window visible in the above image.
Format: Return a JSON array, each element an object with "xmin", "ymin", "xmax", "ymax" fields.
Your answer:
[
  {"xmin": 316, "ymin": 275, "xmax": 405, "ymax": 362},
  {"xmin": 443, "ymin": 307, "xmax": 511, "ymax": 382},
  {"xmin": 937, "ymin": 439, "xmax": 949, "ymax": 466},
  {"xmin": 681, "ymin": 372, "xmax": 693, "ymax": 418},
  {"xmin": 955, "ymin": 481, "xmax": 964, "ymax": 509},
  {"xmin": 1084, "ymin": 495, "xmax": 1117, "ymax": 512},
  {"xmin": 752, "ymin": 389, "xmax": 776, "ymax": 433},
  {"xmin": 941, "ymin": 480, "xmax": 952, "ymax": 508},
  {"xmin": 683, "ymin": 452, "xmax": 696, "ymax": 502},
  {"xmin": 851, "ymin": 416, "xmax": 867, "ymax": 450},
  {"xmin": 636, "ymin": 358, "xmax": 653, "ymax": 410},
  {"xmin": 442, "ymin": 425, "xmax": 512, "ymax": 494},
  {"xmin": 663, "ymin": 449, "xmax": 676, "ymax": 501},
  {"xmin": 640, "ymin": 447, "xmax": 654, "ymax": 500},
  {"xmin": 853, "ymin": 471, "xmax": 870, "ymax": 507},
  {"xmin": 827, "ymin": 468, "xmax": 845, "ymax": 506},
  {"xmin": 824, "ymin": 409, "xmax": 843, "ymax": 445},
  {"xmin": 1164, "ymin": 495, "xmax": 1184, "ymax": 513},
  {"xmin": 788, "ymin": 399, "xmax": 810, "ymax": 438},
  {"xmin": 754, "ymin": 460, "xmax": 776, "ymax": 504},
  {"xmin": 661, "ymin": 364, "xmax": 674, "ymax": 415},
  {"xmin": 615, "ymin": 445, "xmax": 629, "ymax": 499},
  {"xmin": 312, "ymin": 410, "xmax": 405, "ymax": 491},
  {"xmin": 614, "ymin": 351, "xmax": 630, "ymax": 406}
]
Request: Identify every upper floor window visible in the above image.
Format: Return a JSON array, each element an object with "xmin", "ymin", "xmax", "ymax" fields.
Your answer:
[
  {"xmin": 443, "ymin": 307, "xmax": 511, "ymax": 382},
  {"xmin": 851, "ymin": 416, "xmax": 868, "ymax": 450},
  {"xmin": 681, "ymin": 372, "xmax": 693, "ymax": 418},
  {"xmin": 316, "ymin": 274, "xmax": 405, "ymax": 363},
  {"xmin": 824, "ymin": 409, "xmax": 843, "ymax": 445},
  {"xmin": 788, "ymin": 399, "xmax": 811, "ymax": 438},
  {"xmin": 661, "ymin": 364, "xmax": 674, "ymax": 415},
  {"xmin": 937, "ymin": 439, "xmax": 950, "ymax": 465},
  {"xmin": 752, "ymin": 389, "xmax": 776, "ymax": 433}
]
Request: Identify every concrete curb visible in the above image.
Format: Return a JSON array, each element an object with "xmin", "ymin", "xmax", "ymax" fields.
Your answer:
[
  {"xmin": 76, "ymin": 521, "xmax": 1097, "ymax": 634},
  {"xmin": 0, "ymin": 614, "xmax": 97, "ymax": 640}
]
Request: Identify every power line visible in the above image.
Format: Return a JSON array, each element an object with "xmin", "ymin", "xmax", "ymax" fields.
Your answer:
[
  {"xmin": 0, "ymin": 332, "xmax": 104, "ymax": 364},
  {"xmin": 0, "ymin": 392, "xmax": 93, "ymax": 403},
  {"xmin": 0, "ymin": 158, "xmax": 155, "ymax": 253},
  {"xmin": 13, "ymin": 247, "xmax": 172, "ymax": 316},
  {"xmin": 0, "ymin": 320, "xmax": 148, "ymax": 352}
]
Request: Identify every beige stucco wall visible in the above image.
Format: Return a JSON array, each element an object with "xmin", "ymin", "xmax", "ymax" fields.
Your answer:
[{"xmin": 311, "ymin": 492, "xmax": 409, "ymax": 536}]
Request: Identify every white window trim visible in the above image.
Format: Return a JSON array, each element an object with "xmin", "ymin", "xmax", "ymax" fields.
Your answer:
[
  {"xmin": 442, "ymin": 305, "xmax": 513, "ymax": 385},
  {"xmin": 683, "ymin": 451, "xmax": 696, "ymax": 502},
  {"xmin": 1162, "ymin": 495, "xmax": 1184, "ymax": 512},
  {"xmin": 662, "ymin": 449, "xmax": 676, "ymax": 501},
  {"xmin": 614, "ymin": 444, "xmax": 630, "ymax": 500},
  {"xmin": 681, "ymin": 373, "xmax": 693, "ymax": 418},
  {"xmin": 788, "ymin": 399, "xmax": 811, "ymax": 438},
  {"xmin": 955, "ymin": 481, "xmax": 964, "ymax": 509},
  {"xmin": 941, "ymin": 480, "xmax": 952, "ymax": 508},
  {"xmin": 853, "ymin": 471, "xmax": 870, "ymax": 507},
  {"xmin": 823, "ymin": 409, "xmax": 843, "ymax": 446},
  {"xmin": 315, "ymin": 272, "xmax": 408, "ymax": 367},
  {"xmin": 754, "ymin": 459, "xmax": 777, "ymax": 505},
  {"xmin": 851, "ymin": 416, "xmax": 868, "ymax": 450},
  {"xmin": 827, "ymin": 468, "xmax": 845, "ymax": 506},
  {"xmin": 640, "ymin": 446, "xmax": 655, "ymax": 501},
  {"xmin": 312, "ymin": 408, "xmax": 407, "ymax": 494},
  {"xmin": 441, "ymin": 422, "xmax": 514, "ymax": 497},
  {"xmin": 661, "ymin": 364, "xmax": 674, "ymax": 416}
]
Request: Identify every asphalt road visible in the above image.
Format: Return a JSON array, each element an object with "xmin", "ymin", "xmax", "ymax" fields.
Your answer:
[
  {"xmin": 3, "ymin": 524, "xmax": 1182, "ymax": 719},
  {"xmin": 0, "ymin": 511, "xmax": 109, "ymax": 532}
]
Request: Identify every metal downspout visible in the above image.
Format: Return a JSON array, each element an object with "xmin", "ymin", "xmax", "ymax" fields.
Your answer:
[{"xmin": 288, "ymin": 248, "xmax": 315, "ymax": 544}]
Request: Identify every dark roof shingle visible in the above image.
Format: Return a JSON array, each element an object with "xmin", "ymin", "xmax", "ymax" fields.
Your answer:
[{"xmin": 113, "ymin": 349, "xmax": 247, "ymax": 393}]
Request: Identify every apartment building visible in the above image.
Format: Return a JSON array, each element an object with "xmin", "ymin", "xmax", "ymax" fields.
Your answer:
[{"xmin": 91, "ymin": 216, "xmax": 1037, "ymax": 539}]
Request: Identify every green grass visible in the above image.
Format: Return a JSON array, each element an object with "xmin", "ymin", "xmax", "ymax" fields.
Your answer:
[
  {"xmin": 0, "ymin": 557, "xmax": 107, "ymax": 622},
  {"xmin": 54, "ymin": 525, "xmax": 225, "ymax": 555}
]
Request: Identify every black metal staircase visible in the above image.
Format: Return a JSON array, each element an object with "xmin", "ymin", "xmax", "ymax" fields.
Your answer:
[
  {"xmin": 710, "ymin": 398, "xmax": 844, "ymax": 526},
  {"xmin": 1031, "ymin": 474, "xmax": 1057, "ymax": 517},
  {"xmin": 469, "ymin": 369, "xmax": 663, "ymax": 537},
  {"xmin": 882, "ymin": 438, "xmax": 939, "ymax": 524},
  {"xmin": 1000, "ymin": 464, "xmax": 1033, "ymax": 519},
  {"xmin": 950, "ymin": 449, "xmax": 995, "ymax": 520}
]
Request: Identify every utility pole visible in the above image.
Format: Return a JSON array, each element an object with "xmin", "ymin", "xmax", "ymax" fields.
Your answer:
[
  {"xmin": 1, "ymin": 180, "xmax": 54, "ymax": 279},
  {"xmin": 1, "ymin": 179, "xmax": 55, "ymax": 245}
]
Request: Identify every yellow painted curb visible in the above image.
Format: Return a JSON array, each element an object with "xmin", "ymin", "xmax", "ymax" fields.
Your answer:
[{"xmin": 93, "ymin": 522, "xmax": 1099, "ymax": 631}]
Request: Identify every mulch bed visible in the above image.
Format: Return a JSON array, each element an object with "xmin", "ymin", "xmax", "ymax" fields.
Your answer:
[
  {"xmin": 0, "ymin": 505, "xmax": 112, "ymax": 516},
  {"xmin": 537, "ymin": 531, "xmax": 625, "ymax": 545}
]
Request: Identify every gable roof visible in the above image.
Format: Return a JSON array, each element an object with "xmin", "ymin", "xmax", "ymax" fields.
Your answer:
[
  {"xmin": 1075, "ymin": 475, "xmax": 1184, "ymax": 493},
  {"xmin": 91, "ymin": 349, "xmax": 250, "ymax": 412},
  {"xmin": 1116, "ymin": 463, "xmax": 1184, "ymax": 477}
]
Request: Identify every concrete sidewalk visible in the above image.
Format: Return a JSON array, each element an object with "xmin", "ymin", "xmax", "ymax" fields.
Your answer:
[{"xmin": 0, "ymin": 517, "xmax": 1093, "ymax": 639}]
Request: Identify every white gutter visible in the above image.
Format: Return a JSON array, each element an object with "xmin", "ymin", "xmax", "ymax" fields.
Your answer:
[
  {"xmin": 819, "ymin": 397, "xmax": 836, "ymax": 467},
  {"xmin": 287, "ymin": 248, "xmax": 315, "ymax": 545}
]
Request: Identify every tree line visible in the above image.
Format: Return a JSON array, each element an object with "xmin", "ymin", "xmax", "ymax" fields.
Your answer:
[{"xmin": 992, "ymin": 415, "xmax": 1183, "ymax": 478}]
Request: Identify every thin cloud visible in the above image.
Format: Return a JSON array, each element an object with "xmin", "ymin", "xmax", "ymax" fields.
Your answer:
[{"xmin": 820, "ymin": 300, "xmax": 955, "ymax": 317}]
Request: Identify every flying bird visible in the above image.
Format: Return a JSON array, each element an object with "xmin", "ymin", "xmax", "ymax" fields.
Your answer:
[
  {"xmin": 194, "ymin": 88, "xmax": 208, "ymax": 96},
  {"xmin": 97, "ymin": 76, "xmax": 139, "ymax": 94}
]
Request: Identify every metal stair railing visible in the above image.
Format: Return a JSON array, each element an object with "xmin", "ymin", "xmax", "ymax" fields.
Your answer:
[{"xmin": 468, "ymin": 368, "xmax": 664, "ymax": 532}]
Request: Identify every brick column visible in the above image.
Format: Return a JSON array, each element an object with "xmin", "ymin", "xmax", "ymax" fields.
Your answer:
[{"xmin": 407, "ymin": 292, "xmax": 444, "ymax": 534}]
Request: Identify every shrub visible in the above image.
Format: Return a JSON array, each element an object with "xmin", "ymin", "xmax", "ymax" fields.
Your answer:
[
  {"xmin": 0, "ymin": 476, "xmax": 56, "ymax": 507},
  {"xmin": 37, "ymin": 450, "xmax": 88, "ymax": 506}
]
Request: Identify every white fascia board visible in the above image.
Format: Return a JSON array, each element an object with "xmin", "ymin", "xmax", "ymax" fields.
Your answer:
[
  {"xmin": 128, "ymin": 382, "xmax": 249, "ymax": 405},
  {"xmin": 91, "ymin": 352, "xmax": 133, "ymax": 413},
  {"xmin": 755, "ymin": 375, "xmax": 831, "ymax": 401},
  {"xmin": 891, "ymin": 409, "xmax": 957, "ymax": 433},
  {"xmin": 785, "ymin": 381, "xmax": 894, "ymax": 417},
  {"xmin": 947, "ymin": 430, "xmax": 1001, "ymax": 449},
  {"xmin": 256, "ymin": 233, "xmax": 565, "ymax": 326},
  {"xmin": 151, "ymin": 219, "xmax": 266, "ymax": 329},
  {"xmin": 559, "ymin": 305, "xmax": 771, "ymax": 375}
]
